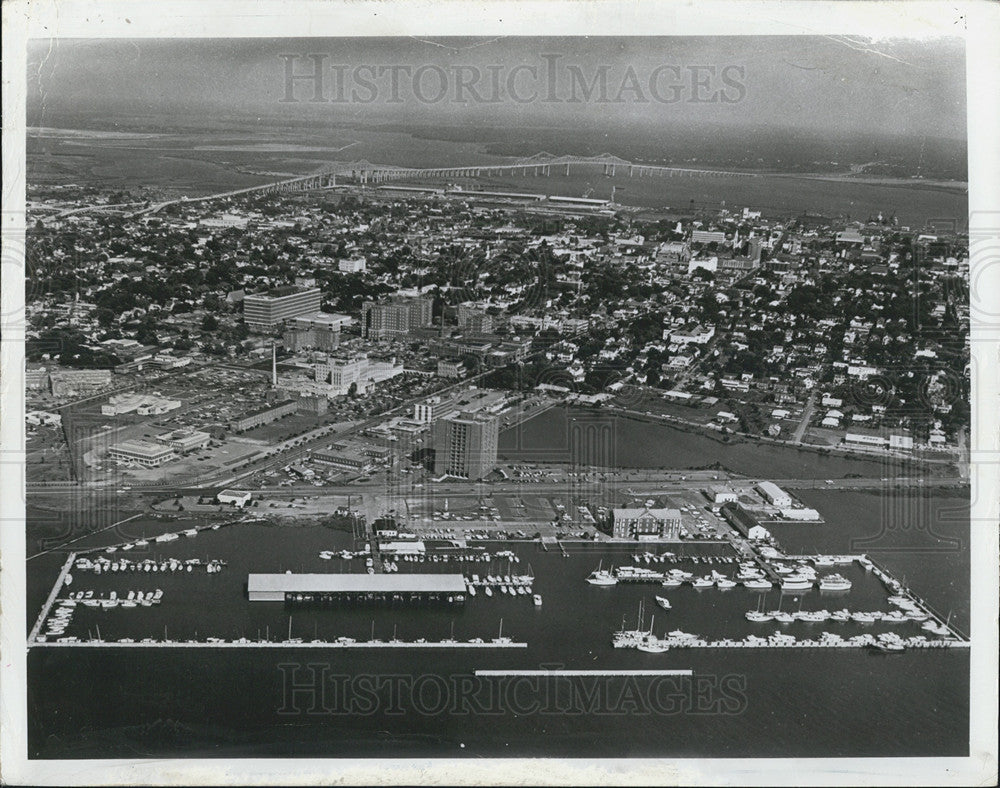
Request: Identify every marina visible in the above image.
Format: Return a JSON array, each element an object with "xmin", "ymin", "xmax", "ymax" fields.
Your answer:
[{"xmin": 28, "ymin": 511, "xmax": 969, "ymax": 653}]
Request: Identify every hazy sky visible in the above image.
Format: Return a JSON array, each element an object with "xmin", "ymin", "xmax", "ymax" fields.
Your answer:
[{"xmin": 27, "ymin": 37, "xmax": 966, "ymax": 139}]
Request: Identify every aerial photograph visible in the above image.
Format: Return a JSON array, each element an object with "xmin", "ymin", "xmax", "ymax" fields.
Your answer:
[{"xmin": 19, "ymin": 32, "xmax": 977, "ymax": 768}]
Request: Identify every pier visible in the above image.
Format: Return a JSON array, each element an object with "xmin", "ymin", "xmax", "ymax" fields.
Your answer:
[
  {"xmin": 28, "ymin": 551, "xmax": 76, "ymax": 644},
  {"xmin": 28, "ymin": 639, "xmax": 528, "ymax": 650},
  {"xmin": 475, "ymin": 669, "xmax": 693, "ymax": 677}
]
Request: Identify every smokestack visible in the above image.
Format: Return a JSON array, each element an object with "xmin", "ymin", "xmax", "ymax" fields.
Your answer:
[{"xmin": 271, "ymin": 343, "xmax": 277, "ymax": 388}]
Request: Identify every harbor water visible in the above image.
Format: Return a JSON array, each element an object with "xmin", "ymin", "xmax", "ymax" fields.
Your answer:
[{"xmin": 27, "ymin": 490, "xmax": 969, "ymax": 759}]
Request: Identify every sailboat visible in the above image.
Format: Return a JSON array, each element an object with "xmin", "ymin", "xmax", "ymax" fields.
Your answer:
[
  {"xmin": 636, "ymin": 613, "xmax": 669, "ymax": 653},
  {"xmin": 285, "ymin": 616, "xmax": 302, "ymax": 644},
  {"xmin": 492, "ymin": 617, "xmax": 511, "ymax": 644},
  {"xmin": 586, "ymin": 559, "xmax": 617, "ymax": 586},
  {"xmin": 746, "ymin": 594, "xmax": 773, "ymax": 622}
]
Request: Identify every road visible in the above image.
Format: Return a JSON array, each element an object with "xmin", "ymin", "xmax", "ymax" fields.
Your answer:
[
  {"xmin": 791, "ymin": 389, "xmax": 817, "ymax": 444},
  {"xmin": 25, "ymin": 473, "xmax": 967, "ymax": 503}
]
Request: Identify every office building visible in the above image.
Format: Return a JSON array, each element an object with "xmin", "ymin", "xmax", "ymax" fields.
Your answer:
[
  {"xmin": 432, "ymin": 411, "xmax": 499, "ymax": 480},
  {"xmin": 612, "ymin": 507, "xmax": 682, "ymax": 540},
  {"xmin": 156, "ymin": 428, "xmax": 211, "ymax": 453},
  {"xmin": 107, "ymin": 439, "xmax": 178, "ymax": 468},
  {"xmin": 458, "ymin": 302, "xmax": 494, "ymax": 334},
  {"xmin": 243, "ymin": 285, "xmax": 322, "ymax": 332}
]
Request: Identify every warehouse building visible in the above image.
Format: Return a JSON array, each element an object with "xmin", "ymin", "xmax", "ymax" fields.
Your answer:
[
  {"xmin": 756, "ymin": 481, "xmax": 793, "ymax": 508},
  {"xmin": 228, "ymin": 399, "xmax": 297, "ymax": 433}
]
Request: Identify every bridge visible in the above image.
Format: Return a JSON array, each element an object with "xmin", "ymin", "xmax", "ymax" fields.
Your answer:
[{"xmin": 130, "ymin": 152, "xmax": 763, "ymax": 217}]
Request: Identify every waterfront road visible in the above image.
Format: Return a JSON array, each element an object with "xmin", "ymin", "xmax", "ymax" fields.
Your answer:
[{"xmin": 26, "ymin": 474, "xmax": 968, "ymax": 503}]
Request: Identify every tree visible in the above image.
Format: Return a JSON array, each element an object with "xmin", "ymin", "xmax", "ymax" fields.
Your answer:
[{"xmin": 201, "ymin": 314, "xmax": 219, "ymax": 332}]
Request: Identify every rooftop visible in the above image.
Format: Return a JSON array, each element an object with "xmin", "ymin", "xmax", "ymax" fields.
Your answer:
[{"xmin": 247, "ymin": 573, "xmax": 468, "ymax": 594}]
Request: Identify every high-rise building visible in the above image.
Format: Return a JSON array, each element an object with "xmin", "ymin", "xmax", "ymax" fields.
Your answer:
[
  {"xmin": 457, "ymin": 301, "xmax": 494, "ymax": 334},
  {"xmin": 432, "ymin": 411, "xmax": 499, "ymax": 480},
  {"xmin": 243, "ymin": 286, "xmax": 322, "ymax": 332},
  {"xmin": 362, "ymin": 295, "xmax": 433, "ymax": 340}
]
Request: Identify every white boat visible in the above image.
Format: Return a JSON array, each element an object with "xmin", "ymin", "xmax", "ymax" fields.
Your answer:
[
  {"xmin": 586, "ymin": 569, "xmax": 617, "ymax": 586},
  {"xmin": 484, "ymin": 586, "xmax": 493, "ymax": 597},
  {"xmin": 636, "ymin": 639, "xmax": 670, "ymax": 653},
  {"xmin": 781, "ymin": 576, "xmax": 813, "ymax": 591},
  {"xmin": 467, "ymin": 585, "xmax": 477, "ymax": 596},
  {"xmin": 660, "ymin": 577, "xmax": 683, "ymax": 588},
  {"xmin": 655, "ymin": 596, "xmax": 672, "ymax": 610},
  {"xmin": 745, "ymin": 610, "xmax": 773, "ymax": 622},
  {"xmin": 716, "ymin": 578, "xmax": 737, "ymax": 589},
  {"xmin": 852, "ymin": 612, "xmax": 878, "ymax": 624},
  {"xmin": 743, "ymin": 578, "xmax": 773, "ymax": 590},
  {"xmin": 533, "ymin": 594, "xmax": 542, "ymax": 606},
  {"xmin": 818, "ymin": 574, "xmax": 852, "ymax": 592},
  {"xmin": 691, "ymin": 577, "xmax": 714, "ymax": 589}
]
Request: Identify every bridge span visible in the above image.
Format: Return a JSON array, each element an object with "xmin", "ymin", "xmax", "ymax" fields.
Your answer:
[{"xmin": 131, "ymin": 152, "xmax": 763, "ymax": 217}]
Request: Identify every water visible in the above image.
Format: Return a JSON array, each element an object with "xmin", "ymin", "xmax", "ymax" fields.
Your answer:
[
  {"xmin": 500, "ymin": 407, "xmax": 896, "ymax": 479},
  {"xmin": 27, "ymin": 488, "xmax": 969, "ymax": 759},
  {"xmin": 27, "ymin": 125, "xmax": 966, "ymax": 227}
]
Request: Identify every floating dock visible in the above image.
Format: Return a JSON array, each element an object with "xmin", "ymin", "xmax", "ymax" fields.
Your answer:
[
  {"xmin": 28, "ymin": 551, "xmax": 76, "ymax": 644},
  {"xmin": 29, "ymin": 639, "xmax": 528, "ymax": 650},
  {"xmin": 475, "ymin": 669, "xmax": 693, "ymax": 677}
]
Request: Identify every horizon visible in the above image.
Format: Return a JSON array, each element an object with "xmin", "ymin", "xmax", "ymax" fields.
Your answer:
[{"xmin": 27, "ymin": 36, "xmax": 968, "ymax": 143}]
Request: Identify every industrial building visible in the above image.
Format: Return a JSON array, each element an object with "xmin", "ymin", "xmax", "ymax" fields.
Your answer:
[
  {"xmin": 432, "ymin": 411, "xmax": 499, "ymax": 480},
  {"xmin": 228, "ymin": 399, "xmax": 297, "ymax": 432},
  {"xmin": 246, "ymin": 573, "xmax": 467, "ymax": 605},
  {"xmin": 243, "ymin": 285, "xmax": 322, "ymax": 332},
  {"xmin": 217, "ymin": 490, "xmax": 252, "ymax": 507},
  {"xmin": 611, "ymin": 507, "xmax": 682, "ymax": 540},
  {"xmin": 48, "ymin": 369, "xmax": 112, "ymax": 397}
]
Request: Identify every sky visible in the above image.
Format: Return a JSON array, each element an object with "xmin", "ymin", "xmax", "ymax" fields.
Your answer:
[{"xmin": 26, "ymin": 36, "xmax": 967, "ymax": 140}]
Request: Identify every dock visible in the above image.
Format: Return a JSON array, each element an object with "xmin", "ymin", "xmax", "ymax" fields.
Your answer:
[
  {"xmin": 29, "ymin": 639, "xmax": 528, "ymax": 650},
  {"xmin": 28, "ymin": 551, "xmax": 76, "ymax": 644},
  {"xmin": 475, "ymin": 669, "xmax": 693, "ymax": 677}
]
